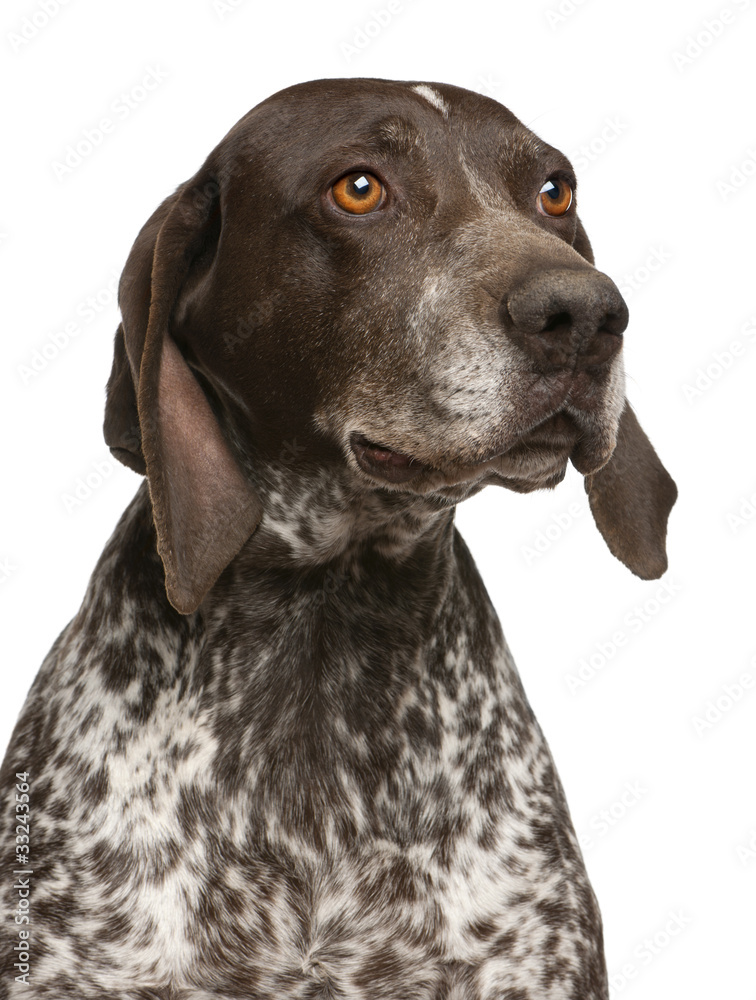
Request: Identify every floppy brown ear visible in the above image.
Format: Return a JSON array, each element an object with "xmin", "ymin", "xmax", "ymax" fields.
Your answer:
[
  {"xmin": 584, "ymin": 401, "xmax": 677, "ymax": 580},
  {"xmin": 104, "ymin": 177, "xmax": 262, "ymax": 614},
  {"xmin": 104, "ymin": 322, "xmax": 146, "ymax": 474}
]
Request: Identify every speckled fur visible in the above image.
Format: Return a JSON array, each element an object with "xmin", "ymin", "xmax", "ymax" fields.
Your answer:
[
  {"xmin": 0, "ymin": 80, "xmax": 635, "ymax": 999},
  {"xmin": 0, "ymin": 476, "xmax": 607, "ymax": 999}
]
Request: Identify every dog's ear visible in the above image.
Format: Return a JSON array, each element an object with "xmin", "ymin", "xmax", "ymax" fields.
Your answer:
[
  {"xmin": 104, "ymin": 174, "xmax": 263, "ymax": 615},
  {"xmin": 584, "ymin": 401, "xmax": 677, "ymax": 580}
]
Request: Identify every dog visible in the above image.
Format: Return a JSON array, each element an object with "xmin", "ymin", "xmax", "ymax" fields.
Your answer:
[{"xmin": 0, "ymin": 78, "xmax": 676, "ymax": 999}]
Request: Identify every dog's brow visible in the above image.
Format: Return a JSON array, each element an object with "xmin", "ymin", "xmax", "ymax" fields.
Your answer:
[
  {"xmin": 340, "ymin": 116, "xmax": 426, "ymax": 159},
  {"xmin": 498, "ymin": 130, "xmax": 575, "ymax": 183},
  {"xmin": 376, "ymin": 116, "xmax": 423, "ymax": 153}
]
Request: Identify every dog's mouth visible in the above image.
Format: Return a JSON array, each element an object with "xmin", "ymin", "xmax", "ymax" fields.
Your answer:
[
  {"xmin": 349, "ymin": 411, "xmax": 593, "ymax": 490},
  {"xmin": 349, "ymin": 433, "xmax": 432, "ymax": 484}
]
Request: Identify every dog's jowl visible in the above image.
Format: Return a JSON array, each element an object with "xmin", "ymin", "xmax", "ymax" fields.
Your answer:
[{"xmin": 0, "ymin": 79, "xmax": 676, "ymax": 1000}]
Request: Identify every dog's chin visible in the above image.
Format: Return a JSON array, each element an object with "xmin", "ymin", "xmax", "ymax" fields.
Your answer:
[{"xmin": 348, "ymin": 411, "xmax": 615, "ymax": 498}]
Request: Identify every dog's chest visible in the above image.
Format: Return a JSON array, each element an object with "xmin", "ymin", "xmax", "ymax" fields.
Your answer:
[
  {"xmin": 35, "ymin": 620, "xmax": 569, "ymax": 996},
  {"xmin": 3, "ymin": 497, "xmax": 602, "ymax": 997}
]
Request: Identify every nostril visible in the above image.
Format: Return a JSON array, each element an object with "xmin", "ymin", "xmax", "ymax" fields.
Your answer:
[
  {"xmin": 600, "ymin": 308, "xmax": 628, "ymax": 338},
  {"xmin": 542, "ymin": 311, "xmax": 572, "ymax": 334}
]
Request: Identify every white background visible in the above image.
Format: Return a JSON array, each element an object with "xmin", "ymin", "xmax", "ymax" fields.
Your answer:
[{"xmin": 1, "ymin": 0, "xmax": 754, "ymax": 996}]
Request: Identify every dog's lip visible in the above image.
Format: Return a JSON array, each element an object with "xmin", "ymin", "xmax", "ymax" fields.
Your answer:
[
  {"xmin": 516, "ymin": 410, "xmax": 583, "ymax": 451},
  {"xmin": 349, "ymin": 412, "xmax": 584, "ymax": 486},
  {"xmin": 349, "ymin": 433, "xmax": 432, "ymax": 483}
]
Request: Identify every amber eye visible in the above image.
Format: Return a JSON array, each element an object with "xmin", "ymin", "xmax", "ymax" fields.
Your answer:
[
  {"xmin": 331, "ymin": 172, "xmax": 384, "ymax": 214},
  {"xmin": 537, "ymin": 177, "xmax": 573, "ymax": 217}
]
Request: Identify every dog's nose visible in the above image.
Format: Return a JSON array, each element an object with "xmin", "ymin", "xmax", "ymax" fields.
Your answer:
[{"xmin": 502, "ymin": 268, "xmax": 628, "ymax": 370}]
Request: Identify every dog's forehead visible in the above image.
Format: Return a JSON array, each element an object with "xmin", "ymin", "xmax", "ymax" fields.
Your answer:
[
  {"xmin": 254, "ymin": 76, "xmax": 519, "ymax": 124},
  {"xmin": 227, "ymin": 78, "xmax": 558, "ymax": 181}
]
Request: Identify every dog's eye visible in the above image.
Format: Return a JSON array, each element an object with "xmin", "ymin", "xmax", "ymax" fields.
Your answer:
[
  {"xmin": 537, "ymin": 177, "xmax": 573, "ymax": 217},
  {"xmin": 331, "ymin": 172, "xmax": 385, "ymax": 214}
]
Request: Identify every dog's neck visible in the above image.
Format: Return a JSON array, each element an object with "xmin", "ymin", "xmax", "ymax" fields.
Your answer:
[
  {"xmin": 204, "ymin": 462, "xmax": 461, "ymax": 626},
  {"xmin": 108, "ymin": 473, "xmax": 464, "ymax": 629},
  {"xmin": 227, "ymin": 460, "xmax": 460, "ymax": 570}
]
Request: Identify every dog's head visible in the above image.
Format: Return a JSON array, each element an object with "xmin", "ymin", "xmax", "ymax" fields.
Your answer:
[{"xmin": 105, "ymin": 78, "xmax": 677, "ymax": 613}]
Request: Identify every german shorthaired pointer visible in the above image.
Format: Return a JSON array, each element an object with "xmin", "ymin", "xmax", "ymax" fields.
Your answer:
[{"xmin": 0, "ymin": 79, "xmax": 676, "ymax": 999}]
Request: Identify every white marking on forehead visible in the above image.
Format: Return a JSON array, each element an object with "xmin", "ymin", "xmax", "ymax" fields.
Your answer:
[{"xmin": 411, "ymin": 84, "xmax": 450, "ymax": 118}]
